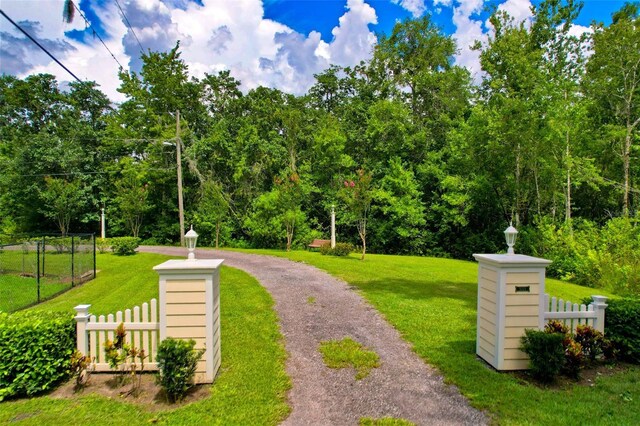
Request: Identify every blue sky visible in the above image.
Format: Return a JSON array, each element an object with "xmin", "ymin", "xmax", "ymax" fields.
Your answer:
[{"xmin": 0, "ymin": 0, "xmax": 628, "ymax": 101}]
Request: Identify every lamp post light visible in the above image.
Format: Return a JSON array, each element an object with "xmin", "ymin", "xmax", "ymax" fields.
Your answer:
[
  {"xmin": 504, "ymin": 222, "xmax": 518, "ymax": 255},
  {"xmin": 100, "ymin": 207, "xmax": 106, "ymax": 239},
  {"xmin": 330, "ymin": 204, "xmax": 336, "ymax": 249},
  {"xmin": 185, "ymin": 225, "xmax": 198, "ymax": 260}
]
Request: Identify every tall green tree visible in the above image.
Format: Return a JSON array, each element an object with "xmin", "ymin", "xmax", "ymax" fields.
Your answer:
[
  {"xmin": 340, "ymin": 169, "xmax": 374, "ymax": 260},
  {"xmin": 585, "ymin": 3, "xmax": 640, "ymax": 216},
  {"xmin": 39, "ymin": 177, "xmax": 85, "ymax": 236}
]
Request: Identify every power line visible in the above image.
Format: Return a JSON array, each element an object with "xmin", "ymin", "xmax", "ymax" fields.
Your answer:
[
  {"xmin": 114, "ymin": 0, "xmax": 144, "ymax": 54},
  {"xmin": 70, "ymin": 1, "xmax": 124, "ymax": 69},
  {"xmin": 0, "ymin": 9, "xmax": 82, "ymax": 83}
]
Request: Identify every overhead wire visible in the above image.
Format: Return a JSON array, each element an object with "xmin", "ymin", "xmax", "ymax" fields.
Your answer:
[
  {"xmin": 0, "ymin": 9, "xmax": 82, "ymax": 82},
  {"xmin": 69, "ymin": 1, "xmax": 124, "ymax": 70},
  {"xmin": 114, "ymin": 0, "xmax": 144, "ymax": 54}
]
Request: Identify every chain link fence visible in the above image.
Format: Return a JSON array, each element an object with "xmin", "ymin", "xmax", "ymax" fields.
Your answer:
[{"xmin": 0, "ymin": 234, "xmax": 96, "ymax": 313}]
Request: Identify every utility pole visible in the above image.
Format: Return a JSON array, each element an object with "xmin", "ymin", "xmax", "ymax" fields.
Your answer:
[{"xmin": 176, "ymin": 110, "xmax": 185, "ymax": 246}]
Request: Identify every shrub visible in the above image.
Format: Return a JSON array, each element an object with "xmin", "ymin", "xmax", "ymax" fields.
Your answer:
[
  {"xmin": 319, "ymin": 242, "xmax": 332, "ymax": 255},
  {"xmin": 332, "ymin": 242, "xmax": 354, "ymax": 256},
  {"xmin": 110, "ymin": 237, "xmax": 140, "ymax": 256},
  {"xmin": 320, "ymin": 242, "xmax": 355, "ymax": 257},
  {"xmin": 563, "ymin": 340, "xmax": 584, "ymax": 379},
  {"xmin": 103, "ymin": 323, "xmax": 146, "ymax": 395},
  {"xmin": 520, "ymin": 217, "xmax": 640, "ymax": 295},
  {"xmin": 70, "ymin": 350, "xmax": 92, "ymax": 388},
  {"xmin": 0, "ymin": 311, "xmax": 75, "ymax": 400},
  {"xmin": 96, "ymin": 237, "xmax": 110, "ymax": 254},
  {"xmin": 156, "ymin": 338, "xmax": 204, "ymax": 403},
  {"xmin": 574, "ymin": 324, "xmax": 604, "ymax": 362},
  {"xmin": 604, "ymin": 298, "xmax": 640, "ymax": 363},
  {"xmin": 521, "ymin": 329, "xmax": 565, "ymax": 383}
]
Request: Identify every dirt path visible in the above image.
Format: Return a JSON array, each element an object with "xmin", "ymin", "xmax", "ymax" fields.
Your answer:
[{"xmin": 140, "ymin": 246, "xmax": 486, "ymax": 425}]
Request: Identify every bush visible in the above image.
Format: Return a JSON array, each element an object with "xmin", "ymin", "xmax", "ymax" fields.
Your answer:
[
  {"xmin": 332, "ymin": 242, "xmax": 354, "ymax": 256},
  {"xmin": 521, "ymin": 329, "xmax": 566, "ymax": 383},
  {"xmin": 0, "ymin": 311, "xmax": 75, "ymax": 400},
  {"xmin": 563, "ymin": 340, "xmax": 584, "ymax": 379},
  {"xmin": 156, "ymin": 338, "xmax": 204, "ymax": 403},
  {"xmin": 110, "ymin": 237, "xmax": 140, "ymax": 256},
  {"xmin": 96, "ymin": 237, "xmax": 110, "ymax": 254},
  {"xmin": 604, "ymin": 298, "xmax": 640, "ymax": 363},
  {"xmin": 320, "ymin": 242, "xmax": 355, "ymax": 257},
  {"xmin": 319, "ymin": 242, "xmax": 332, "ymax": 255},
  {"xmin": 575, "ymin": 324, "xmax": 604, "ymax": 362},
  {"xmin": 520, "ymin": 217, "xmax": 640, "ymax": 295}
]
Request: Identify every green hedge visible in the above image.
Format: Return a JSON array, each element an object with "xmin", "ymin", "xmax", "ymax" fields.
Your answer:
[
  {"xmin": 605, "ymin": 298, "xmax": 640, "ymax": 363},
  {"xmin": 110, "ymin": 237, "xmax": 140, "ymax": 256},
  {"xmin": 0, "ymin": 311, "xmax": 75, "ymax": 400}
]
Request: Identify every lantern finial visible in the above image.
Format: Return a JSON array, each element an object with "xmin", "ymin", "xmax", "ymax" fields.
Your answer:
[
  {"xmin": 504, "ymin": 222, "xmax": 518, "ymax": 255},
  {"xmin": 185, "ymin": 225, "xmax": 199, "ymax": 260}
]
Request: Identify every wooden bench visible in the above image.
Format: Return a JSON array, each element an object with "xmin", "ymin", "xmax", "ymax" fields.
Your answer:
[{"xmin": 308, "ymin": 239, "xmax": 331, "ymax": 250}]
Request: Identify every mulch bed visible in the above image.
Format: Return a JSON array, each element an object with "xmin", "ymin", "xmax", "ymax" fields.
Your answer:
[
  {"xmin": 50, "ymin": 373, "xmax": 210, "ymax": 412},
  {"xmin": 510, "ymin": 362, "xmax": 631, "ymax": 389}
]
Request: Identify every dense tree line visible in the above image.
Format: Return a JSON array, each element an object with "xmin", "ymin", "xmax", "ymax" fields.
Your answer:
[{"xmin": 1, "ymin": 1, "xmax": 638, "ymax": 291}]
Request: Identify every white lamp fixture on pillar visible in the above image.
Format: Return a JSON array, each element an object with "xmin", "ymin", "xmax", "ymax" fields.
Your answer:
[
  {"xmin": 185, "ymin": 225, "xmax": 199, "ymax": 260},
  {"xmin": 504, "ymin": 223, "xmax": 518, "ymax": 255}
]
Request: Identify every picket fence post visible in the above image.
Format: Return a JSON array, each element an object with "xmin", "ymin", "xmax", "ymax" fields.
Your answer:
[
  {"xmin": 74, "ymin": 304, "xmax": 91, "ymax": 355},
  {"xmin": 591, "ymin": 295, "xmax": 608, "ymax": 333}
]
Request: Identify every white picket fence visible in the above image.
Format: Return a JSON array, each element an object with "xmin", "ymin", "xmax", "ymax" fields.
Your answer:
[
  {"xmin": 543, "ymin": 294, "xmax": 607, "ymax": 333},
  {"xmin": 74, "ymin": 299, "xmax": 160, "ymax": 372}
]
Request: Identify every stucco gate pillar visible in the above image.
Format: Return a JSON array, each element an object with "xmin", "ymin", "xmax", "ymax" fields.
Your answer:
[
  {"xmin": 473, "ymin": 253, "xmax": 551, "ymax": 370},
  {"xmin": 154, "ymin": 258, "xmax": 224, "ymax": 383}
]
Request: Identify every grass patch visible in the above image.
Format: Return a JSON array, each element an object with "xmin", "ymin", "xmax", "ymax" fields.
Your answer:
[
  {"xmin": 0, "ymin": 274, "xmax": 69, "ymax": 312},
  {"xmin": 238, "ymin": 249, "xmax": 639, "ymax": 425},
  {"xmin": 360, "ymin": 418, "xmax": 416, "ymax": 426},
  {"xmin": 0, "ymin": 253, "xmax": 290, "ymax": 425},
  {"xmin": 29, "ymin": 252, "xmax": 172, "ymax": 315},
  {"xmin": 307, "ymin": 296, "xmax": 316, "ymax": 304},
  {"xmin": 1, "ymin": 247, "xmax": 94, "ymax": 312},
  {"xmin": 319, "ymin": 337, "xmax": 380, "ymax": 380}
]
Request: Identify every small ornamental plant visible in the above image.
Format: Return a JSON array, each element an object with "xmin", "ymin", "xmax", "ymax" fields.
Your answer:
[
  {"xmin": 575, "ymin": 324, "xmax": 605, "ymax": 362},
  {"xmin": 70, "ymin": 350, "xmax": 93, "ymax": 389},
  {"xmin": 156, "ymin": 338, "xmax": 205, "ymax": 403},
  {"xmin": 103, "ymin": 323, "xmax": 147, "ymax": 396},
  {"xmin": 96, "ymin": 237, "xmax": 110, "ymax": 254}
]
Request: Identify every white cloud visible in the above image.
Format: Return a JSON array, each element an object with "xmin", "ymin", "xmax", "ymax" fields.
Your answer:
[
  {"xmin": 1, "ymin": 0, "xmax": 129, "ymax": 102},
  {"xmin": 444, "ymin": 1, "xmax": 487, "ymax": 82},
  {"xmin": 329, "ymin": 0, "xmax": 378, "ymax": 67},
  {"xmin": 0, "ymin": 0, "xmax": 380, "ymax": 101},
  {"xmin": 496, "ymin": 0, "xmax": 533, "ymax": 26},
  {"xmin": 391, "ymin": 0, "xmax": 426, "ymax": 18},
  {"xmin": 567, "ymin": 23, "xmax": 592, "ymax": 39}
]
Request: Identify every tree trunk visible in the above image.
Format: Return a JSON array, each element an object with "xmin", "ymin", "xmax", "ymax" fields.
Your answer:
[
  {"xmin": 623, "ymin": 129, "xmax": 632, "ymax": 217},
  {"xmin": 215, "ymin": 221, "xmax": 220, "ymax": 249},
  {"xmin": 565, "ymin": 138, "xmax": 572, "ymax": 225}
]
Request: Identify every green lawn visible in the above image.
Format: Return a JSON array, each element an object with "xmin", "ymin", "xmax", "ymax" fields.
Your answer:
[
  {"xmin": 236, "ymin": 249, "xmax": 639, "ymax": 425},
  {"xmin": 1, "ymin": 248, "xmax": 94, "ymax": 312},
  {"xmin": 0, "ymin": 274, "xmax": 70, "ymax": 312},
  {"xmin": 0, "ymin": 253, "xmax": 290, "ymax": 425}
]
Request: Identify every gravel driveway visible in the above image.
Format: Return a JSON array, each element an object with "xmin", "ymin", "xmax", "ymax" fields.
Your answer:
[{"xmin": 140, "ymin": 246, "xmax": 486, "ymax": 425}]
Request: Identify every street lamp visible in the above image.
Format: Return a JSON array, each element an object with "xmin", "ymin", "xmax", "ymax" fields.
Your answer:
[
  {"xmin": 504, "ymin": 222, "xmax": 518, "ymax": 255},
  {"xmin": 185, "ymin": 225, "xmax": 198, "ymax": 260}
]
